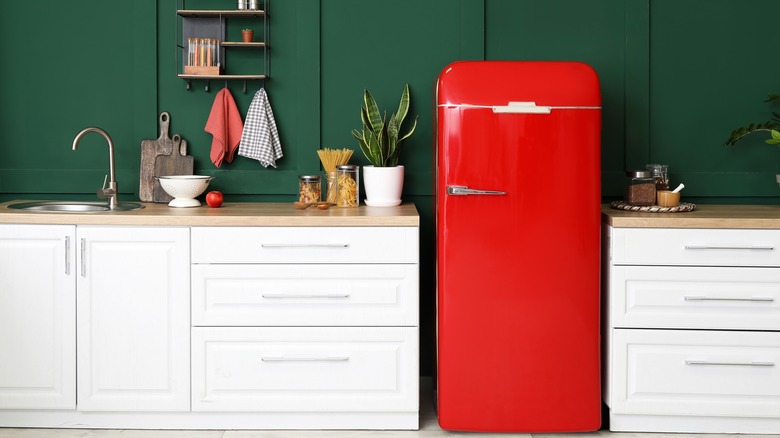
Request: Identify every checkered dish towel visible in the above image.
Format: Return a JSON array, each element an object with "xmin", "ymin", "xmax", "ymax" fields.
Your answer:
[{"xmin": 237, "ymin": 88, "xmax": 283, "ymax": 168}]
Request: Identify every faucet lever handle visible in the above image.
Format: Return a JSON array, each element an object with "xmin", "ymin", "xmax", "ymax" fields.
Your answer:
[{"xmin": 101, "ymin": 174, "xmax": 108, "ymax": 190}]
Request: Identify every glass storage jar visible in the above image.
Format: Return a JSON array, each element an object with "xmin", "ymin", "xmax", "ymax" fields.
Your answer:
[
  {"xmin": 335, "ymin": 165, "xmax": 359, "ymax": 207},
  {"xmin": 298, "ymin": 175, "xmax": 321, "ymax": 203},
  {"xmin": 625, "ymin": 170, "xmax": 656, "ymax": 206},
  {"xmin": 646, "ymin": 163, "xmax": 669, "ymax": 190}
]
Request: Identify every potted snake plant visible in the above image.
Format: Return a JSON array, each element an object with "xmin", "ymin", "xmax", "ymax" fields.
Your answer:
[{"xmin": 352, "ymin": 84, "xmax": 417, "ymax": 206}]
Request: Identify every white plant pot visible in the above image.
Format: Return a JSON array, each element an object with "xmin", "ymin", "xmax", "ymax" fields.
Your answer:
[{"xmin": 362, "ymin": 165, "xmax": 404, "ymax": 207}]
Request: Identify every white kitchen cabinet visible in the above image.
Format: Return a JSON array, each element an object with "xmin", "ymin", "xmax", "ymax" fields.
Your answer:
[
  {"xmin": 603, "ymin": 214, "xmax": 780, "ymax": 434},
  {"xmin": 0, "ymin": 225, "xmax": 75, "ymax": 410},
  {"xmin": 190, "ymin": 225, "xmax": 420, "ymax": 429},
  {"xmin": 76, "ymin": 226, "xmax": 190, "ymax": 411},
  {"xmin": 0, "ymin": 202, "xmax": 419, "ymax": 429}
]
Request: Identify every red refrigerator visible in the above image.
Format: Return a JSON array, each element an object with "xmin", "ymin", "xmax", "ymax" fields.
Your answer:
[{"xmin": 435, "ymin": 61, "xmax": 602, "ymax": 432}]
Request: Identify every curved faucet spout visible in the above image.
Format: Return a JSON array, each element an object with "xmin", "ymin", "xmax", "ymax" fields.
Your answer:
[{"xmin": 72, "ymin": 127, "xmax": 119, "ymax": 209}]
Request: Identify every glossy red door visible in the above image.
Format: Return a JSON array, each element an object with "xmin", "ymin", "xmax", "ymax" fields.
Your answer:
[{"xmin": 436, "ymin": 61, "xmax": 601, "ymax": 432}]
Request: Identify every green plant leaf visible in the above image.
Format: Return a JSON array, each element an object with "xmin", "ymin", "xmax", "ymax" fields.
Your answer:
[
  {"xmin": 363, "ymin": 90, "xmax": 383, "ymax": 133},
  {"xmin": 366, "ymin": 127, "xmax": 383, "ymax": 167},
  {"xmin": 395, "ymin": 84, "xmax": 411, "ymax": 126},
  {"xmin": 398, "ymin": 116, "xmax": 418, "ymax": 143}
]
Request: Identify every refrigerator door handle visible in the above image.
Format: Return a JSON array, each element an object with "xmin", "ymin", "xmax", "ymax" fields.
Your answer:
[{"xmin": 447, "ymin": 185, "xmax": 507, "ymax": 196}]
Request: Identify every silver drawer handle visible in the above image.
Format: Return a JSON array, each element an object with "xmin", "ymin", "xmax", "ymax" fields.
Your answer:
[
  {"xmin": 261, "ymin": 356, "xmax": 350, "ymax": 362},
  {"xmin": 261, "ymin": 243, "xmax": 349, "ymax": 248},
  {"xmin": 684, "ymin": 296, "xmax": 775, "ymax": 302},
  {"xmin": 684, "ymin": 245, "xmax": 775, "ymax": 251},
  {"xmin": 261, "ymin": 293, "xmax": 350, "ymax": 299},
  {"xmin": 685, "ymin": 360, "xmax": 775, "ymax": 367},
  {"xmin": 64, "ymin": 236, "xmax": 71, "ymax": 275},
  {"xmin": 447, "ymin": 185, "xmax": 506, "ymax": 196}
]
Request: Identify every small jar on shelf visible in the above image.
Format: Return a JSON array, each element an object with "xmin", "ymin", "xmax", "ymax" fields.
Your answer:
[
  {"xmin": 298, "ymin": 175, "xmax": 321, "ymax": 203},
  {"xmin": 624, "ymin": 170, "xmax": 656, "ymax": 206},
  {"xmin": 335, "ymin": 165, "xmax": 359, "ymax": 207}
]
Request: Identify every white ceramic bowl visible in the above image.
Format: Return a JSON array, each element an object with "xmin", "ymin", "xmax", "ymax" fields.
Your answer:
[{"xmin": 156, "ymin": 175, "xmax": 214, "ymax": 207}]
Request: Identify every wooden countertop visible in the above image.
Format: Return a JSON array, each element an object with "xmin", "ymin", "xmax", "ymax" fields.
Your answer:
[
  {"xmin": 602, "ymin": 204, "xmax": 780, "ymax": 229},
  {"xmin": 0, "ymin": 201, "xmax": 420, "ymax": 227}
]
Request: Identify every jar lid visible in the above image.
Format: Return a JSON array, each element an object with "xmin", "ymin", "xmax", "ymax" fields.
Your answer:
[
  {"xmin": 626, "ymin": 170, "xmax": 651, "ymax": 178},
  {"xmin": 336, "ymin": 165, "xmax": 358, "ymax": 171},
  {"xmin": 299, "ymin": 175, "xmax": 321, "ymax": 181}
]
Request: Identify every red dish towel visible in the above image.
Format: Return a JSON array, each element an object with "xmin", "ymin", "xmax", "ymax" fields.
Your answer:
[{"xmin": 205, "ymin": 88, "xmax": 244, "ymax": 167}]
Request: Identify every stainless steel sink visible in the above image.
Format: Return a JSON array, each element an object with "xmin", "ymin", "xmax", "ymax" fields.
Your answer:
[{"xmin": 7, "ymin": 201, "xmax": 144, "ymax": 213}]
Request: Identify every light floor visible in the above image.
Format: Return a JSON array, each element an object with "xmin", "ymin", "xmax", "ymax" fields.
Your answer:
[{"xmin": 1, "ymin": 390, "xmax": 778, "ymax": 438}]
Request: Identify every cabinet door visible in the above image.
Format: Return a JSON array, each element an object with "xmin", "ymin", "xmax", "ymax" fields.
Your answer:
[
  {"xmin": 76, "ymin": 226, "xmax": 189, "ymax": 411},
  {"xmin": 0, "ymin": 224, "xmax": 75, "ymax": 409}
]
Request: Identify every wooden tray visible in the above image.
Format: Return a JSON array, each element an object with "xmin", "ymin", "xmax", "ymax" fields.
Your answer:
[{"xmin": 610, "ymin": 201, "xmax": 697, "ymax": 213}]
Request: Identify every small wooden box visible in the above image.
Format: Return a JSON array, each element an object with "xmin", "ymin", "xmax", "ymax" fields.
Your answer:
[{"xmin": 184, "ymin": 65, "xmax": 222, "ymax": 76}]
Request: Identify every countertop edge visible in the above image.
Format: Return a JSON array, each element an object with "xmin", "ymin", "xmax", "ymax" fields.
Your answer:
[
  {"xmin": 602, "ymin": 204, "xmax": 780, "ymax": 229},
  {"xmin": 0, "ymin": 201, "xmax": 420, "ymax": 227}
]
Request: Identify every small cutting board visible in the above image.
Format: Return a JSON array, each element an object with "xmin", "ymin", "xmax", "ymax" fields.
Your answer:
[
  {"xmin": 153, "ymin": 134, "xmax": 195, "ymax": 203},
  {"xmin": 139, "ymin": 112, "xmax": 174, "ymax": 202}
]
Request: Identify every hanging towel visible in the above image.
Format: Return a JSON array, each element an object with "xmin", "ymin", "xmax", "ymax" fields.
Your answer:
[
  {"xmin": 205, "ymin": 88, "xmax": 244, "ymax": 167},
  {"xmin": 238, "ymin": 88, "xmax": 283, "ymax": 168}
]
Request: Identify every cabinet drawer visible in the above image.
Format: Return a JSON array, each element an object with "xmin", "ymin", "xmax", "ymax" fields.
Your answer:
[
  {"xmin": 611, "ymin": 266, "xmax": 780, "ymax": 330},
  {"xmin": 191, "ymin": 327, "xmax": 418, "ymax": 412},
  {"xmin": 612, "ymin": 329, "xmax": 780, "ymax": 418},
  {"xmin": 192, "ymin": 264, "xmax": 419, "ymax": 326},
  {"xmin": 191, "ymin": 227, "xmax": 418, "ymax": 264},
  {"xmin": 611, "ymin": 228, "xmax": 780, "ymax": 267}
]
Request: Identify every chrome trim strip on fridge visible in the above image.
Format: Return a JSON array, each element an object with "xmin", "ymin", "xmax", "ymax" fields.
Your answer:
[{"xmin": 446, "ymin": 185, "xmax": 506, "ymax": 196}]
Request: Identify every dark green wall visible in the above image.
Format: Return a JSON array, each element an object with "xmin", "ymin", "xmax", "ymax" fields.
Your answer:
[{"xmin": 3, "ymin": 0, "xmax": 780, "ymax": 377}]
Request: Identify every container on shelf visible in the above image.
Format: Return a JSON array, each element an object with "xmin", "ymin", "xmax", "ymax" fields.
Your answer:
[
  {"xmin": 646, "ymin": 163, "xmax": 669, "ymax": 190},
  {"xmin": 625, "ymin": 170, "xmax": 656, "ymax": 206},
  {"xmin": 335, "ymin": 165, "xmax": 359, "ymax": 207},
  {"xmin": 298, "ymin": 175, "xmax": 321, "ymax": 203}
]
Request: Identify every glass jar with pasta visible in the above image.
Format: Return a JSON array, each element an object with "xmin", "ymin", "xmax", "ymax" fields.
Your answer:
[
  {"xmin": 298, "ymin": 175, "xmax": 321, "ymax": 203},
  {"xmin": 335, "ymin": 165, "xmax": 359, "ymax": 207}
]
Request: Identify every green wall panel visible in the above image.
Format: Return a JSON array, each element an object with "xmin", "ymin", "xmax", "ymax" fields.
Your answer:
[
  {"xmin": 0, "ymin": 1, "xmax": 156, "ymax": 196},
  {"xmin": 649, "ymin": 0, "xmax": 780, "ymax": 198}
]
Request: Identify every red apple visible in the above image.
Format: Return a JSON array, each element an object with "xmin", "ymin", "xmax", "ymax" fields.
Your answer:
[{"xmin": 205, "ymin": 191, "xmax": 224, "ymax": 208}]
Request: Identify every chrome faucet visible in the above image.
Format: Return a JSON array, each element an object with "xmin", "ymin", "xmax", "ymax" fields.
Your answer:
[{"xmin": 72, "ymin": 127, "xmax": 119, "ymax": 209}]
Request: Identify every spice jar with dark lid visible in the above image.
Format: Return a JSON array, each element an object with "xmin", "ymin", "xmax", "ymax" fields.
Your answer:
[{"xmin": 625, "ymin": 170, "xmax": 656, "ymax": 206}]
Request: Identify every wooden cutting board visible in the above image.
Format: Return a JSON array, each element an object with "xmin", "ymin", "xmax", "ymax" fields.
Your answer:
[
  {"xmin": 139, "ymin": 112, "xmax": 174, "ymax": 202},
  {"xmin": 153, "ymin": 134, "xmax": 195, "ymax": 203}
]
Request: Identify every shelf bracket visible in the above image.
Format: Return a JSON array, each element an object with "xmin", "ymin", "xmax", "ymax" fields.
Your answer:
[
  {"xmin": 186, "ymin": 79, "xmax": 192, "ymax": 91},
  {"xmin": 243, "ymin": 80, "xmax": 248, "ymax": 94},
  {"xmin": 205, "ymin": 80, "xmax": 210, "ymax": 92}
]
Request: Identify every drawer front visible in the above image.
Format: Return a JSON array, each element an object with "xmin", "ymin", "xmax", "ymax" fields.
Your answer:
[
  {"xmin": 612, "ymin": 329, "xmax": 780, "ymax": 418},
  {"xmin": 191, "ymin": 227, "xmax": 418, "ymax": 264},
  {"xmin": 611, "ymin": 228, "xmax": 780, "ymax": 267},
  {"xmin": 192, "ymin": 264, "xmax": 419, "ymax": 326},
  {"xmin": 611, "ymin": 266, "xmax": 780, "ymax": 330},
  {"xmin": 191, "ymin": 327, "xmax": 419, "ymax": 412}
]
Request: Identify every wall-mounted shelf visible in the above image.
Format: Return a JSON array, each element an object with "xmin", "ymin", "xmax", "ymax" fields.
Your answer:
[
  {"xmin": 176, "ymin": 0, "xmax": 270, "ymax": 93},
  {"xmin": 177, "ymin": 10, "xmax": 265, "ymax": 18}
]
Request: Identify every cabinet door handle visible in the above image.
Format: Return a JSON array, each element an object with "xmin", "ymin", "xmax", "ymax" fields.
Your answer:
[
  {"xmin": 260, "ymin": 356, "xmax": 350, "ymax": 362},
  {"xmin": 684, "ymin": 296, "xmax": 775, "ymax": 302},
  {"xmin": 64, "ymin": 236, "xmax": 71, "ymax": 275},
  {"xmin": 685, "ymin": 360, "xmax": 775, "ymax": 367},
  {"xmin": 80, "ymin": 238, "xmax": 86, "ymax": 277},
  {"xmin": 261, "ymin": 293, "xmax": 350, "ymax": 299},
  {"xmin": 684, "ymin": 245, "xmax": 775, "ymax": 251},
  {"xmin": 447, "ymin": 185, "xmax": 507, "ymax": 196},
  {"xmin": 260, "ymin": 243, "xmax": 349, "ymax": 248}
]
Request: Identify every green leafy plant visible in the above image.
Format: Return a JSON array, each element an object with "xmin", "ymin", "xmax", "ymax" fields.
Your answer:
[
  {"xmin": 352, "ymin": 84, "xmax": 418, "ymax": 167},
  {"xmin": 725, "ymin": 94, "xmax": 780, "ymax": 145}
]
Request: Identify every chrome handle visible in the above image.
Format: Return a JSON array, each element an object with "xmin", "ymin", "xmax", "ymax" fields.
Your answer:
[
  {"xmin": 262, "ymin": 293, "xmax": 350, "ymax": 299},
  {"xmin": 684, "ymin": 296, "xmax": 774, "ymax": 302},
  {"xmin": 447, "ymin": 185, "xmax": 507, "ymax": 196},
  {"xmin": 684, "ymin": 245, "xmax": 774, "ymax": 251},
  {"xmin": 80, "ymin": 238, "xmax": 86, "ymax": 277},
  {"xmin": 685, "ymin": 360, "xmax": 775, "ymax": 367},
  {"xmin": 261, "ymin": 356, "xmax": 350, "ymax": 362},
  {"xmin": 64, "ymin": 236, "xmax": 70, "ymax": 275},
  {"xmin": 261, "ymin": 243, "xmax": 349, "ymax": 248}
]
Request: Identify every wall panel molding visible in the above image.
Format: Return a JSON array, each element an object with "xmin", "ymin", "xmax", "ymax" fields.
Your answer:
[{"xmin": 624, "ymin": 0, "xmax": 650, "ymax": 170}]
